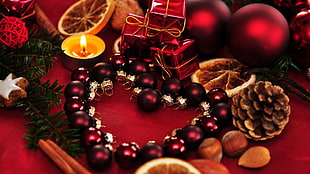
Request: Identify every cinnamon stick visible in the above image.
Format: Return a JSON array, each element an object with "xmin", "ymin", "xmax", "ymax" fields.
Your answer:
[
  {"xmin": 38, "ymin": 139, "xmax": 76, "ymax": 174},
  {"xmin": 35, "ymin": 4, "xmax": 64, "ymax": 39},
  {"xmin": 45, "ymin": 139, "xmax": 92, "ymax": 174}
]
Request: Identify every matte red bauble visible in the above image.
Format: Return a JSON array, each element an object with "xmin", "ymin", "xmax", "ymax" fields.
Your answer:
[
  {"xmin": 91, "ymin": 62, "xmax": 116, "ymax": 82},
  {"xmin": 87, "ymin": 144, "xmax": 112, "ymax": 170},
  {"xmin": 140, "ymin": 141, "xmax": 164, "ymax": 162},
  {"xmin": 227, "ymin": 3, "xmax": 290, "ymax": 67},
  {"xmin": 114, "ymin": 142, "xmax": 140, "ymax": 169},
  {"xmin": 210, "ymin": 102, "xmax": 232, "ymax": 127},
  {"xmin": 81, "ymin": 127, "xmax": 103, "ymax": 148},
  {"xmin": 184, "ymin": 83, "xmax": 207, "ymax": 107},
  {"xmin": 64, "ymin": 96, "xmax": 88, "ymax": 115},
  {"xmin": 71, "ymin": 67, "xmax": 90, "ymax": 85},
  {"xmin": 128, "ymin": 60, "xmax": 150, "ymax": 75},
  {"xmin": 179, "ymin": 125, "xmax": 204, "ymax": 150},
  {"xmin": 163, "ymin": 136, "xmax": 186, "ymax": 157},
  {"xmin": 134, "ymin": 72, "xmax": 157, "ymax": 89},
  {"xmin": 64, "ymin": 81, "xmax": 89, "ymax": 100},
  {"xmin": 161, "ymin": 77, "xmax": 183, "ymax": 98},
  {"xmin": 184, "ymin": 0, "xmax": 231, "ymax": 55},
  {"xmin": 289, "ymin": 9, "xmax": 310, "ymax": 68},
  {"xmin": 68, "ymin": 111, "xmax": 91, "ymax": 129},
  {"xmin": 137, "ymin": 88, "xmax": 161, "ymax": 112}
]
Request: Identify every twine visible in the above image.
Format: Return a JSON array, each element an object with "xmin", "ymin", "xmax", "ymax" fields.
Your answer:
[{"xmin": 0, "ymin": 16, "xmax": 28, "ymax": 48}]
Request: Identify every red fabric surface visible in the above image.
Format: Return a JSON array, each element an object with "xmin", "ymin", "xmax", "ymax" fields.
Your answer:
[{"xmin": 0, "ymin": 0, "xmax": 310, "ymax": 173}]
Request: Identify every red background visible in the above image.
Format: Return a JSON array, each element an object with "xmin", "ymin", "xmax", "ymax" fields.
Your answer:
[{"xmin": 0, "ymin": 0, "xmax": 310, "ymax": 173}]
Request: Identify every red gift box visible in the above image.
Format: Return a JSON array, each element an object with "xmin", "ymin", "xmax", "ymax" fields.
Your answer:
[
  {"xmin": 146, "ymin": 0, "xmax": 186, "ymax": 43},
  {"xmin": 150, "ymin": 39, "xmax": 199, "ymax": 80},
  {"xmin": 120, "ymin": 13, "xmax": 154, "ymax": 62}
]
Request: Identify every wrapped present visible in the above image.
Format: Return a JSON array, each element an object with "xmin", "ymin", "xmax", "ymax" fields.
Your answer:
[
  {"xmin": 146, "ymin": 0, "xmax": 186, "ymax": 43},
  {"xmin": 151, "ymin": 39, "xmax": 199, "ymax": 80},
  {"xmin": 120, "ymin": 13, "xmax": 154, "ymax": 62}
]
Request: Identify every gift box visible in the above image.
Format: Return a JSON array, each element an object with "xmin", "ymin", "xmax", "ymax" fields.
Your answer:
[
  {"xmin": 150, "ymin": 39, "xmax": 199, "ymax": 80},
  {"xmin": 120, "ymin": 13, "xmax": 154, "ymax": 62},
  {"xmin": 145, "ymin": 0, "xmax": 186, "ymax": 43}
]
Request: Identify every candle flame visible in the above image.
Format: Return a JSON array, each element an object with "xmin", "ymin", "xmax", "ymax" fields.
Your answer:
[{"xmin": 80, "ymin": 35, "xmax": 87, "ymax": 51}]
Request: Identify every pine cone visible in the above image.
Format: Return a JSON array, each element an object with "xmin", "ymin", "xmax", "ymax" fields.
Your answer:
[{"xmin": 231, "ymin": 81, "xmax": 290, "ymax": 141}]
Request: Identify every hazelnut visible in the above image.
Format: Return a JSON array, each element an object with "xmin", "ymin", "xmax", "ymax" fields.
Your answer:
[
  {"xmin": 197, "ymin": 137, "xmax": 222, "ymax": 162},
  {"xmin": 221, "ymin": 130, "xmax": 248, "ymax": 157}
]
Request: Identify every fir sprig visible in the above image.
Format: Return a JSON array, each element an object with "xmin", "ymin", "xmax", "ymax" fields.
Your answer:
[{"xmin": 0, "ymin": 28, "xmax": 83, "ymax": 157}]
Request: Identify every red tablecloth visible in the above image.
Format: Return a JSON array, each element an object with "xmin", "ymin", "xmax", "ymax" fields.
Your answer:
[{"xmin": 0, "ymin": 1, "xmax": 310, "ymax": 173}]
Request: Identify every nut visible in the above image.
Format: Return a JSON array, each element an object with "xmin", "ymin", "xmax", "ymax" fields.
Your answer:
[
  {"xmin": 189, "ymin": 159, "xmax": 230, "ymax": 174},
  {"xmin": 221, "ymin": 130, "xmax": 248, "ymax": 157},
  {"xmin": 197, "ymin": 138, "xmax": 222, "ymax": 162},
  {"xmin": 238, "ymin": 146, "xmax": 271, "ymax": 168}
]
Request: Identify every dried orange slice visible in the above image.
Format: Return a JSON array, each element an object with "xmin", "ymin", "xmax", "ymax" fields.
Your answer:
[
  {"xmin": 58, "ymin": 0, "xmax": 115, "ymax": 35},
  {"xmin": 191, "ymin": 58, "xmax": 256, "ymax": 97},
  {"xmin": 134, "ymin": 157, "xmax": 201, "ymax": 174}
]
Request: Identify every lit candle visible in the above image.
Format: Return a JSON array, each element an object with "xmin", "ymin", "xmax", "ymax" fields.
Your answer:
[{"xmin": 61, "ymin": 34, "xmax": 105, "ymax": 70}]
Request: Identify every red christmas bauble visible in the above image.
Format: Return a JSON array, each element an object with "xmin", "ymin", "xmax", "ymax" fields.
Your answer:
[
  {"xmin": 128, "ymin": 60, "xmax": 150, "ymax": 76},
  {"xmin": 71, "ymin": 67, "xmax": 91, "ymax": 85},
  {"xmin": 289, "ymin": 9, "xmax": 310, "ymax": 68},
  {"xmin": 91, "ymin": 62, "xmax": 116, "ymax": 82},
  {"xmin": 134, "ymin": 72, "xmax": 157, "ymax": 89},
  {"xmin": 140, "ymin": 141, "xmax": 164, "ymax": 162},
  {"xmin": 64, "ymin": 96, "xmax": 88, "ymax": 115},
  {"xmin": 114, "ymin": 142, "xmax": 140, "ymax": 169},
  {"xmin": 184, "ymin": 83, "xmax": 207, "ymax": 107},
  {"xmin": 206, "ymin": 88, "xmax": 228, "ymax": 106},
  {"xmin": 227, "ymin": 3, "xmax": 290, "ymax": 67},
  {"xmin": 179, "ymin": 125, "xmax": 204, "ymax": 150},
  {"xmin": 64, "ymin": 81, "xmax": 89, "ymax": 100},
  {"xmin": 137, "ymin": 88, "xmax": 161, "ymax": 112},
  {"xmin": 163, "ymin": 136, "xmax": 186, "ymax": 157},
  {"xmin": 68, "ymin": 111, "xmax": 91, "ymax": 129},
  {"xmin": 161, "ymin": 77, "xmax": 183, "ymax": 99},
  {"xmin": 81, "ymin": 127, "xmax": 103, "ymax": 148},
  {"xmin": 184, "ymin": 0, "xmax": 231, "ymax": 55},
  {"xmin": 87, "ymin": 144, "xmax": 112, "ymax": 171}
]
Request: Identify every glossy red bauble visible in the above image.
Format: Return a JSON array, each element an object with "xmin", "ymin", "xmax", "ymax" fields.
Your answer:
[
  {"xmin": 114, "ymin": 142, "xmax": 140, "ymax": 169},
  {"xmin": 161, "ymin": 77, "xmax": 183, "ymax": 98},
  {"xmin": 140, "ymin": 141, "xmax": 164, "ymax": 162},
  {"xmin": 108, "ymin": 53, "xmax": 128, "ymax": 71},
  {"xmin": 137, "ymin": 88, "xmax": 161, "ymax": 112},
  {"xmin": 128, "ymin": 60, "xmax": 150, "ymax": 75},
  {"xmin": 91, "ymin": 62, "xmax": 116, "ymax": 82},
  {"xmin": 64, "ymin": 81, "xmax": 89, "ymax": 100},
  {"xmin": 163, "ymin": 136, "xmax": 186, "ymax": 157},
  {"xmin": 134, "ymin": 72, "xmax": 158, "ymax": 89},
  {"xmin": 184, "ymin": 0, "xmax": 231, "ymax": 55},
  {"xmin": 87, "ymin": 144, "xmax": 113, "ymax": 171},
  {"xmin": 68, "ymin": 111, "xmax": 91, "ymax": 129},
  {"xmin": 206, "ymin": 88, "xmax": 228, "ymax": 106},
  {"xmin": 289, "ymin": 9, "xmax": 310, "ymax": 68},
  {"xmin": 71, "ymin": 67, "xmax": 90, "ymax": 85},
  {"xmin": 64, "ymin": 96, "xmax": 88, "ymax": 115},
  {"xmin": 227, "ymin": 3, "xmax": 290, "ymax": 67},
  {"xmin": 81, "ymin": 127, "xmax": 103, "ymax": 148},
  {"xmin": 184, "ymin": 83, "xmax": 207, "ymax": 107},
  {"xmin": 194, "ymin": 115, "xmax": 219, "ymax": 137},
  {"xmin": 179, "ymin": 125, "xmax": 204, "ymax": 150}
]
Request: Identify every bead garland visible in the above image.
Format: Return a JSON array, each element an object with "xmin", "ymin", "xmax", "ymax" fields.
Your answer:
[{"xmin": 63, "ymin": 59, "xmax": 232, "ymax": 171}]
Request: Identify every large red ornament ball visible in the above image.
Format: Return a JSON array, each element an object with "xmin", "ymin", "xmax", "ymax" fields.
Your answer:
[
  {"xmin": 137, "ymin": 88, "xmax": 161, "ymax": 112},
  {"xmin": 227, "ymin": 3, "xmax": 290, "ymax": 67},
  {"xmin": 184, "ymin": 0, "xmax": 231, "ymax": 55},
  {"xmin": 0, "ymin": 16, "xmax": 28, "ymax": 48},
  {"xmin": 87, "ymin": 144, "xmax": 112, "ymax": 170},
  {"xmin": 289, "ymin": 9, "xmax": 310, "ymax": 68}
]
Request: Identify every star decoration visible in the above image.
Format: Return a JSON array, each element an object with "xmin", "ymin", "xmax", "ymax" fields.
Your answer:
[{"xmin": 0, "ymin": 73, "xmax": 23, "ymax": 99}]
